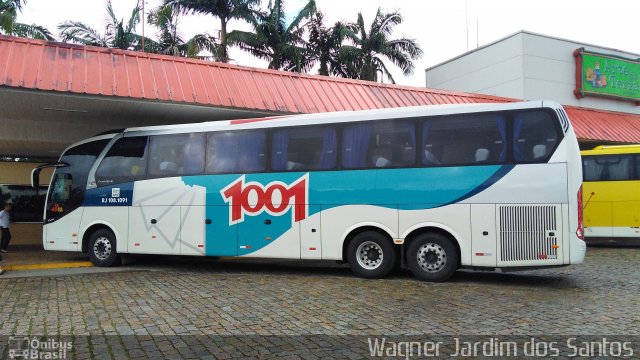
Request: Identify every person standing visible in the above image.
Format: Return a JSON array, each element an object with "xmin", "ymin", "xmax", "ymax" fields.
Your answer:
[{"xmin": 0, "ymin": 203, "xmax": 12, "ymax": 253}]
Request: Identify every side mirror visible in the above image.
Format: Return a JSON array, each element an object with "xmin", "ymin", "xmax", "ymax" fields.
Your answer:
[
  {"xmin": 31, "ymin": 167, "xmax": 41, "ymax": 189},
  {"xmin": 31, "ymin": 162, "xmax": 68, "ymax": 188}
]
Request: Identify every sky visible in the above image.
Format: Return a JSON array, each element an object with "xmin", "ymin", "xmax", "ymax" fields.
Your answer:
[{"xmin": 17, "ymin": 0, "xmax": 640, "ymax": 87}]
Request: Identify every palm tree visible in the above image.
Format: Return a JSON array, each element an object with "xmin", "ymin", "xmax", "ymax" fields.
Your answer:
[
  {"xmin": 340, "ymin": 8, "xmax": 423, "ymax": 83},
  {"xmin": 58, "ymin": 0, "xmax": 155, "ymax": 51},
  {"xmin": 307, "ymin": 11, "xmax": 352, "ymax": 77},
  {"xmin": 164, "ymin": 0, "xmax": 261, "ymax": 62},
  {"xmin": 147, "ymin": 4, "xmax": 218, "ymax": 58},
  {"xmin": 229, "ymin": 0, "xmax": 316, "ymax": 72},
  {"xmin": 0, "ymin": 0, "xmax": 55, "ymax": 40}
]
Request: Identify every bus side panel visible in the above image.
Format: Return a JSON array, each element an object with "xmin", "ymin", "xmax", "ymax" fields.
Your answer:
[
  {"xmin": 180, "ymin": 205, "xmax": 206, "ymax": 255},
  {"xmin": 470, "ymin": 204, "xmax": 497, "ymax": 267},
  {"xmin": 44, "ymin": 208, "xmax": 84, "ymax": 251},
  {"xmin": 130, "ymin": 178, "xmax": 206, "ymax": 255},
  {"xmin": 583, "ymin": 180, "xmax": 640, "ymax": 238},
  {"xmin": 463, "ymin": 163, "xmax": 568, "ymax": 267}
]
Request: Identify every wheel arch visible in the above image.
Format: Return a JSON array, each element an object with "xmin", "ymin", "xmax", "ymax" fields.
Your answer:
[
  {"xmin": 401, "ymin": 223, "xmax": 463, "ymax": 267},
  {"xmin": 80, "ymin": 221, "xmax": 119, "ymax": 253}
]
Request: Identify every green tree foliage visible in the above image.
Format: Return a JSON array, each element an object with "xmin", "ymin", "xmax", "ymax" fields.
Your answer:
[
  {"xmin": 58, "ymin": 0, "xmax": 154, "ymax": 51},
  {"xmin": 228, "ymin": 0, "xmax": 316, "ymax": 72},
  {"xmin": 147, "ymin": 4, "xmax": 218, "ymax": 58},
  {"xmin": 0, "ymin": 0, "xmax": 54, "ymax": 40},
  {"xmin": 340, "ymin": 8, "xmax": 423, "ymax": 83},
  {"xmin": 306, "ymin": 11, "xmax": 353, "ymax": 77},
  {"xmin": 165, "ymin": 0, "xmax": 261, "ymax": 62}
]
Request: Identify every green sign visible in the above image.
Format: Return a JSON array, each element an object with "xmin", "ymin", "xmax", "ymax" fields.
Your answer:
[{"xmin": 574, "ymin": 48, "xmax": 640, "ymax": 102}]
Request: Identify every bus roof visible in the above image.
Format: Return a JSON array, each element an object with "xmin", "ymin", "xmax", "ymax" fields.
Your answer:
[
  {"xmin": 581, "ymin": 144, "xmax": 640, "ymax": 155},
  {"xmin": 123, "ymin": 100, "xmax": 560, "ymax": 135}
]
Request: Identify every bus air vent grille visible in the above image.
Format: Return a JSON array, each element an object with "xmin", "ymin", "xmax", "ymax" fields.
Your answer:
[
  {"xmin": 499, "ymin": 205, "xmax": 558, "ymax": 262},
  {"xmin": 555, "ymin": 109, "xmax": 570, "ymax": 134}
]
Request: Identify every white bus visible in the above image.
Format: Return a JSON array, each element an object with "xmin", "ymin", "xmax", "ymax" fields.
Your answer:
[{"xmin": 33, "ymin": 100, "xmax": 586, "ymax": 281}]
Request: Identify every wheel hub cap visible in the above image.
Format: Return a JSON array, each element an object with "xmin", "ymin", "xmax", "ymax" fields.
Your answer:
[
  {"xmin": 356, "ymin": 241, "xmax": 384, "ymax": 270},
  {"xmin": 93, "ymin": 237, "xmax": 112, "ymax": 261},
  {"xmin": 417, "ymin": 243, "xmax": 446, "ymax": 272}
]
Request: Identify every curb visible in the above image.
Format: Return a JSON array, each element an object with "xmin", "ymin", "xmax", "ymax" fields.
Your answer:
[{"xmin": 5, "ymin": 261, "xmax": 94, "ymax": 271}]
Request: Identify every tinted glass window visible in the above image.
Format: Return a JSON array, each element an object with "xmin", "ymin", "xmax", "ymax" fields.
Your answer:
[
  {"xmin": 0, "ymin": 185, "xmax": 47, "ymax": 222},
  {"xmin": 342, "ymin": 121, "xmax": 416, "ymax": 169},
  {"xmin": 422, "ymin": 114, "xmax": 507, "ymax": 166},
  {"xmin": 513, "ymin": 111, "xmax": 559, "ymax": 162},
  {"xmin": 47, "ymin": 139, "xmax": 110, "ymax": 222},
  {"xmin": 206, "ymin": 131, "xmax": 266, "ymax": 173},
  {"xmin": 149, "ymin": 133, "xmax": 205, "ymax": 178},
  {"xmin": 272, "ymin": 126, "xmax": 336, "ymax": 171},
  {"xmin": 95, "ymin": 136, "xmax": 148, "ymax": 186},
  {"xmin": 583, "ymin": 155, "xmax": 633, "ymax": 181}
]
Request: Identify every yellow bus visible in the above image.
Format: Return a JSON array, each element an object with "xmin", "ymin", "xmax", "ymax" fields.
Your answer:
[{"xmin": 582, "ymin": 145, "xmax": 640, "ymax": 240}]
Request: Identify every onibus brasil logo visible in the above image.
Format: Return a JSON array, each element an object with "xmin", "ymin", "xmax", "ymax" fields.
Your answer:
[{"xmin": 220, "ymin": 174, "xmax": 308, "ymax": 225}]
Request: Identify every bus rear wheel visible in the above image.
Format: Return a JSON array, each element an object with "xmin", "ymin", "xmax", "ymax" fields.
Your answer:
[
  {"xmin": 407, "ymin": 233, "xmax": 459, "ymax": 282},
  {"xmin": 88, "ymin": 229, "xmax": 121, "ymax": 267},
  {"xmin": 347, "ymin": 231, "xmax": 397, "ymax": 279}
]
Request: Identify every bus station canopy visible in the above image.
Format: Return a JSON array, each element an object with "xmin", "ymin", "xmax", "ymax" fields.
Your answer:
[{"xmin": 1, "ymin": 35, "xmax": 639, "ymax": 157}]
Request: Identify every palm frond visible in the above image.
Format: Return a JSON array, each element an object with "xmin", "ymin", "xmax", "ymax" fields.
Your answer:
[
  {"xmin": 372, "ymin": 9, "xmax": 402, "ymax": 37},
  {"xmin": 125, "ymin": 0, "xmax": 142, "ymax": 34},
  {"xmin": 371, "ymin": 57, "xmax": 395, "ymax": 83},
  {"xmin": 0, "ymin": 10, "xmax": 16, "ymax": 34},
  {"xmin": 58, "ymin": 21, "xmax": 106, "ymax": 46},
  {"xmin": 287, "ymin": 0, "xmax": 316, "ymax": 31},
  {"xmin": 12, "ymin": 22, "xmax": 55, "ymax": 41},
  {"xmin": 386, "ymin": 38, "xmax": 423, "ymax": 60}
]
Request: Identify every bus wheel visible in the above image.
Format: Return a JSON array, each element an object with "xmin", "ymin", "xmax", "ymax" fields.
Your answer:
[
  {"xmin": 407, "ymin": 233, "xmax": 459, "ymax": 282},
  {"xmin": 88, "ymin": 229, "xmax": 121, "ymax": 267},
  {"xmin": 347, "ymin": 231, "xmax": 396, "ymax": 279}
]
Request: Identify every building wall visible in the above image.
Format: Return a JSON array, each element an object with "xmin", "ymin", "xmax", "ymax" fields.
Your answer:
[
  {"xmin": 0, "ymin": 162, "xmax": 53, "ymax": 246},
  {"xmin": 426, "ymin": 33, "xmax": 526, "ymax": 98},
  {"xmin": 425, "ymin": 31, "xmax": 640, "ymax": 115}
]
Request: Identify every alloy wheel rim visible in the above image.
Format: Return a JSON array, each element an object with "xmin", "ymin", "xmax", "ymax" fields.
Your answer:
[
  {"xmin": 93, "ymin": 237, "xmax": 112, "ymax": 261},
  {"xmin": 417, "ymin": 243, "xmax": 447, "ymax": 272},
  {"xmin": 356, "ymin": 241, "xmax": 384, "ymax": 270}
]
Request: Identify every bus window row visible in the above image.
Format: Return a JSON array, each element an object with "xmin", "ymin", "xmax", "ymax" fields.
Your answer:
[
  {"xmin": 583, "ymin": 154, "xmax": 640, "ymax": 181},
  {"xmin": 94, "ymin": 110, "xmax": 561, "ymax": 187}
]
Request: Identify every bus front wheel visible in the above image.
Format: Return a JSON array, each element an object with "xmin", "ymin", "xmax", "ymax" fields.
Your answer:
[
  {"xmin": 347, "ymin": 231, "xmax": 397, "ymax": 279},
  {"xmin": 407, "ymin": 233, "xmax": 459, "ymax": 282},
  {"xmin": 88, "ymin": 229, "xmax": 121, "ymax": 267}
]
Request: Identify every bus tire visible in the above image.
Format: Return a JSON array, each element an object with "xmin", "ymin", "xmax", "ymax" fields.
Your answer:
[
  {"xmin": 347, "ymin": 231, "xmax": 397, "ymax": 279},
  {"xmin": 407, "ymin": 233, "xmax": 459, "ymax": 282},
  {"xmin": 88, "ymin": 229, "xmax": 121, "ymax": 267}
]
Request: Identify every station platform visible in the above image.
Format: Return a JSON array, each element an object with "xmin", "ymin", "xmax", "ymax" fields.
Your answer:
[{"xmin": 0, "ymin": 245, "xmax": 92, "ymax": 271}]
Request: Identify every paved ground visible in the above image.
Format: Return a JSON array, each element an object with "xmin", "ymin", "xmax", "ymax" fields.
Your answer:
[{"xmin": 0, "ymin": 246, "xmax": 638, "ymax": 359}]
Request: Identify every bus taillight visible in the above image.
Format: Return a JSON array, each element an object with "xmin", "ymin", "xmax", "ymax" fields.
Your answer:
[{"xmin": 576, "ymin": 185, "xmax": 584, "ymax": 240}]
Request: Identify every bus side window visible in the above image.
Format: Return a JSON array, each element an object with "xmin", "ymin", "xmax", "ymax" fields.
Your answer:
[
  {"xmin": 96, "ymin": 136, "xmax": 147, "ymax": 186},
  {"xmin": 95, "ymin": 136, "xmax": 149, "ymax": 186},
  {"xmin": 513, "ymin": 111, "xmax": 559, "ymax": 163},
  {"xmin": 367, "ymin": 121, "xmax": 416, "ymax": 168},
  {"xmin": 342, "ymin": 124, "xmax": 372, "ymax": 169},
  {"xmin": 148, "ymin": 133, "xmax": 205, "ymax": 178},
  {"xmin": 206, "ymin": 130, "xmax": 266, "ymax": 174},
  {"xmin": 422, "ymin": 115, "xmax": 506, "ymax": 166},
  {"xmin": 51, "ymin": 174, "xmax": 72, "ymax": 202},
  {"xmin": 583, "ymin": 157, "xmax": 602, "ymax": 181},
  {"xmin": 584, "ymin": 155, "xmax": 632, "ymax": 181},
  {"xmin": 272, "ymin": 126, "xmax": 336, "ymax": 171}
]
